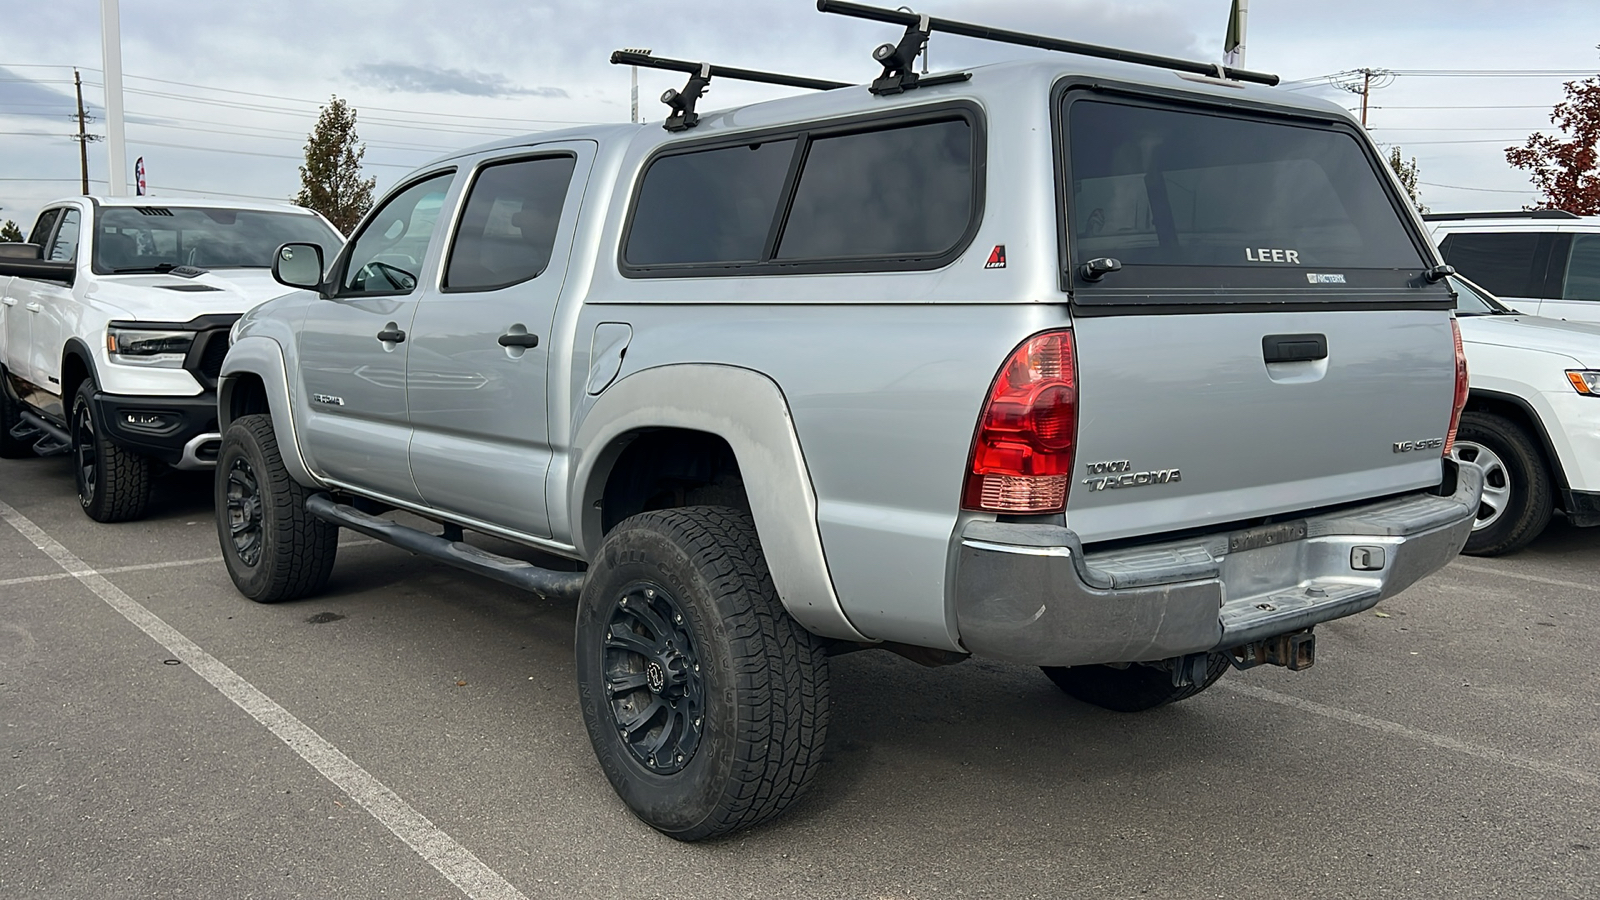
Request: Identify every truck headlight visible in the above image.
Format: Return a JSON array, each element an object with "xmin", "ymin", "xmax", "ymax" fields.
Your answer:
[
  {"xmin": 1566, "ymin": 370, "xmax": 1600, "ymax": 396},
  {"xmin": 106, "ymin": 327, "xmax": 195, "ymax": 368}
]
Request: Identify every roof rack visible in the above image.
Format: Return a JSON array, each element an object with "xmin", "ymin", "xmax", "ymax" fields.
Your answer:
[
  {"xmin": 1421, "ymin": 210, "xmax": 1580, "ymax": 221},
  {"xmin": 610, "ymin": 50, "xmax": 849, "ymax": 132},
  {"xmin": 817, "ymin": 0, "xmax": 1280, "ymax": 92}
]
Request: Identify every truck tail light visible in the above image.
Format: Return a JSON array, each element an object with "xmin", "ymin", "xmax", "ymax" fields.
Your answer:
[
  {"xmin": 962, "ymin": 330, "xmax": 1078, "ymax": 514},
  {"xmin": 1444, "ymin": 318, "xmax": 1469, "ymax": 456}
]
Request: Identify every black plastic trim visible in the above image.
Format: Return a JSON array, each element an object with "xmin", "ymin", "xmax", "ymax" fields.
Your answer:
[
  {"xmin": 1262, "ymin": 333, "xmax": 1327, "ymax": 363},
  {"xmin": 1049, "ymin": 79, "xmax": 1448, "ymax": 313},
  {"xmin": 1423, "ymin": 210, "xmax": 1579, "ymax": 221},
  {"xmin": 618, "ymin": 100, "xmax": 987, "ymax": 279},
  {"xmin": 91, "ymin": 390, "xmax": 218, "ymax": 465},
  {"xmin": 1562, "ymin": 489, "xmax": 1600, "ymax": 527}
]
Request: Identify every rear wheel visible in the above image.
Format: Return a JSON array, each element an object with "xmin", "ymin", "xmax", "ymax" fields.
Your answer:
[
  {"xmin": 1452, "ymin": 410, "xmax": 1551, "ymax": 556},
  {"xmin": 0, "ymin": 364, "xmax": 30, "ymax": 459},
  {"xmin": 215, "ymin": 414, "xmax": 337, "ymax": 602},
  {"xmin": 1042, "ymin": 653, "xmax": 1230, "ymax": 712},
  {"xmin": 575, "ymin": 506, "xmax": 830, "ymax": 841},
  {"xmin": 72, "ymin": 380, "xmax": 152, "ymax": 522}
]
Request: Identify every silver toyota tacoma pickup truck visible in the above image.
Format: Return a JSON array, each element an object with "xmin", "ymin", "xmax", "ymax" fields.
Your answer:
[{"xmin": 213, "ymin": 3, "xmax": 1481, "ymax": 841}]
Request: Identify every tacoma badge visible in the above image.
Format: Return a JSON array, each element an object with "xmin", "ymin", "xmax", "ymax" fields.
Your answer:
[{"xmin": 1082, "ymin": 459, "xmax": 1181, "ymax": 492}]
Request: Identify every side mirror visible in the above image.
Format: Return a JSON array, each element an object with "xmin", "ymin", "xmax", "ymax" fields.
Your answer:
[
  {"xmin": 272, "ymin": 242, "xmax": 326, "ymax": 294},
  {"xmin": 0, "ymin": 242, "xmax": 42, "ymax": 261}
]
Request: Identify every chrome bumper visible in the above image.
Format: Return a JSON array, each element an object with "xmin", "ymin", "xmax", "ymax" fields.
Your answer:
[
  {"xmin": 953, "ymin": 463, "xmax": 1483, "ymax": 667},
  {"xmin": 174, "ymin": 432, "xmax": 221, "ymax": 470}
]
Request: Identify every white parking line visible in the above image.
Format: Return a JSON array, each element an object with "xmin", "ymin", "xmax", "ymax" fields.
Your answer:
[
  {"xmin": 1220, "ymin": 681, "xmax": 1600, "ymax": 790},
  {"xmin": 0, "ymin": 500, "xmax": 529, "ymax": 900},
  {"xmin": 1448, "ymin": 560, "xmax": 1600, "ymax": 593},
  {"xmin": 0, "ymin": 538, "xmax": 380, "ymax": 589}
]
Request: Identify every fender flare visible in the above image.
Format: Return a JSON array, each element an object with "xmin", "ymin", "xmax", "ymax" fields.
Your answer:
[
  {"xmin": 60, "ymin": 337, "xmax": 101, "ymax": 397},
  {"xmin": 570, "ymin": 363, "xmax": 869, "ymax": 642},
  {"xmin": 218, "ymin": 335, "xmax": 321, "ymax": 487}
]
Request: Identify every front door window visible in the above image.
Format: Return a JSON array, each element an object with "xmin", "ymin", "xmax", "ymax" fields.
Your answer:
[{"xmin": 340, "ymin": 173, "xmax": 453, "ymax": 295}]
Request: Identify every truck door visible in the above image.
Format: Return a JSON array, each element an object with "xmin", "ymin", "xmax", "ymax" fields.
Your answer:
[
  {"xmin": 405, "ymin": 142, "xmax": 593, "ymax": 538},
  {"xmin": 3, "ymin": 208, "xmax": 62, "ymax": 387},
  {"xmin": 296, "ymin": 170, "xmax": 456, "ymax": 504},
  {"xmin": 24, "ymin": 207, "xmax": 82, "ymax": 405}
]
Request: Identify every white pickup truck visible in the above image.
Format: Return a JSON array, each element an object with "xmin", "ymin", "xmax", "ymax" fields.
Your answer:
[{"xmin": 0, "ymin": 196, "xmax": 340, "ymax": 521}]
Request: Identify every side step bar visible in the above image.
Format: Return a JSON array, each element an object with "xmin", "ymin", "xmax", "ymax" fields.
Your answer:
[
  {"xmin": 14, "ymin": 411, "xmax": 70, "ymax": 456},
  {"xmin": 304, "ymin": 494, "xmax": 586, "ymax": 602}
]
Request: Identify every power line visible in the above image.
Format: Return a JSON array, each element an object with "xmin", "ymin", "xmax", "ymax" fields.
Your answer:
[
  {"xmin": 125, "ymin": 138, "xmax": 419, "ymax": 167},
  {"xmin": 1418, "ymin": 181, "xmax": 1531, "ymax": 194}
]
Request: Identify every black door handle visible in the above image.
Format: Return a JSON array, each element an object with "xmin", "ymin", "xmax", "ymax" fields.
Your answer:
[
  {"xmin": 376, "ymin": 328, "xmax": 406, "ymax": 343},
  {"xmin": 1262, "ymin": 333, "xmax": 1327, "ymax": 363},
  {"xmin": 497, "ymin": 332, "xmax": 539, "ymax": 348}
]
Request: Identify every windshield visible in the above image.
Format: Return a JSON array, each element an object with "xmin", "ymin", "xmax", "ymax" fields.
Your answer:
[
  {"xmin": 94, "ymin": 206, "xmax": 341, "ymax": 273},
  {"xmin": 1449, "ymin": 275, "xmax": 1508, "ymax": 315},
  {"xmin": 1066, "ymin": 98, "xmax": 1427, "ymax": 283}
]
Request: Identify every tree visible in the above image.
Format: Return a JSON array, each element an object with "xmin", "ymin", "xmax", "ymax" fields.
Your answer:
[
  {"xmin": 294, "ymin": 96, "xmax": 376, "ymax": 234},
  {"xmin": 1506, "ymin": 65, "xmax": 1600, "ymax": 215},
  {"xmin": 1386, "ymin": 145, "xmax": 1427, "ymax": 214},
  {"xmin": 0, "ymin": 220, "xmax": 23, "ymax": 242}
]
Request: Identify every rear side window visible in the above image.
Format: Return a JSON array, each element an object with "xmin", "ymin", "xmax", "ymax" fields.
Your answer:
[
  {"xmin": 445, "ymin": 155, "xmax": 577, "ymax": 291},
  {"xmin": 1065, "ymin": 99, "xmax": 1424, "ymax": 282},
  {"xmin": 1439, "ymin": 233, "xmax": 1544, "ymax": 298},
  {"xmin": 623, "ymin": 109, "xmax": 981, "ymax": 275},
  {"xmin": 1563, "ymin": 234, "xmax": 1600, "ymax": 301}
]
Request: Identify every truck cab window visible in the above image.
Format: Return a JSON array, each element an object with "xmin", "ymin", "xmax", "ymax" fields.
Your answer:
[
  {"xmin": 341, "ymin": 172, "xmax": 454, "ymax": 295},
  {"xmin": 47, "ymin": 209, "xmax": 81, "ymax": 262},
  {"xmin": 444, "ymin": 156, "xmax": 576, "ymax": 291}
]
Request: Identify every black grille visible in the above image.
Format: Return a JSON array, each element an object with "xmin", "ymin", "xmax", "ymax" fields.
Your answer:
[{"xmin": 185, "ymin": 328, "xmax": 233, "ymax": 388}]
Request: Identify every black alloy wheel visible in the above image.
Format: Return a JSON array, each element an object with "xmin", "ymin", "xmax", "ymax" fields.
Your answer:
[
  {"xmin": 603, "ymin": 583, "xmax": 705, "ymax": 774},
  {"xmin": 224, "ymin": 456, "xmax": 265, "ymax": 568},
  {"xmin": 70, "ymin": 380, "xmax": 152, "ymax": 522},
  {"xmin": 71, "ymin": 397, "xmax": 98, "ymax": 508}
]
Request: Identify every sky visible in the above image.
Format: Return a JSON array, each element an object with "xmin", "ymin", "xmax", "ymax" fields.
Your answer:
[{"xmin": 2, "ymin": 0, "xmax": 1598, "ymax": 233}]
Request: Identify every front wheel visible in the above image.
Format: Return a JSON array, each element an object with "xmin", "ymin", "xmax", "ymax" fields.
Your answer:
[
  {"xmin": 575, "ymin": 506, "xmax": 830, "ymax": 841},
  {"xmin": 215, "ymin": 414, "xmax": 337, "ymax": 602},
  {"xmin": 1042, "ymin": 653, "xmax": 1230, "ymax": 712},
  {"xmin": 72, "ymin": 381, "xmax": 152, "ymax": 522},
  {"xmin": 1452, "ymin": 410, "xmax": 1552, "ymax": 557}
]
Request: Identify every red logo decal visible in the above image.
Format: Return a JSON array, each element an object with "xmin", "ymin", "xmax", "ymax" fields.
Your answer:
[{"xmin": 984, "ymin": 245, "xmax": 1006, "ymax": 269}]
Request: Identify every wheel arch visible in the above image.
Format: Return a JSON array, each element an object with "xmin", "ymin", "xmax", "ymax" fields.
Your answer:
[
  {"xmin": 218, "ymin": 335, "xmax": 321, "ymax": 488},
  {"xmin": 60, "ymin": 337, "xmax": 100, "ymax": 405},
  {"xmin": 1465, "ymin": 389, "xmax": 1567, "ymax": 494},
  {"xmin": 569, "ymin": 363, "xmax": 868, "ymax": 642}
]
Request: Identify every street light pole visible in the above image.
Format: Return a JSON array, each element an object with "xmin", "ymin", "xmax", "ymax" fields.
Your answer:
[
  {"xmin": 623, "ymin": 47, "xmax": 651, "ymax": 123},
  {"xmin": 99, "ymin": 0, "xmax": 127, "ymax": 195}
]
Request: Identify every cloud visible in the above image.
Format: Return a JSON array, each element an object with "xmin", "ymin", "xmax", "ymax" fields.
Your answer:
[{"xmin": 346, "ymin": 62, "xmax": 568, "ymax": 99}]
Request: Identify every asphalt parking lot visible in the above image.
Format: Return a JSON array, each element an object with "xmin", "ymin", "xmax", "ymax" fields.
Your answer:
[{"xmin": 2, "ymin": 454, "xmax": 1597, "ymax": 900}]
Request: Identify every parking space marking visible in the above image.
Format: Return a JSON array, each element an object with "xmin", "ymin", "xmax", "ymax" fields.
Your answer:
[
  {"xmin": 1448, "ymin": 560, "xmax": 1600, "ymax": 594},
  {"xmin": 0, "ymin": 538, "xmax": 379, "ymax": 589},
  {"xmin": 1221, "ymin": 681, "xmax": 1600, "ymax": 789},
  {"xmin": 0, "ymin": 500, "xmax": 530, "ymax": 900}
]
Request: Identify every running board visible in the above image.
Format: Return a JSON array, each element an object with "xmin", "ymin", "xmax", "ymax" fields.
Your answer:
[
  {"xmin": 304, "ymin": 494, "xmax": 586, "ymax": 602},
  {"xmin": 16, "ymin": 411, "xmax": 69, "ymax": 456}
]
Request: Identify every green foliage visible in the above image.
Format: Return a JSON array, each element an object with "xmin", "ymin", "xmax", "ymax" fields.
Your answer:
[
  {"xmin": 0, "ymin": 219, "xmax": 23, "ymax": 242},
  {"xmin": 294, "ymin": 96, "xmax": 376, "ymax": 234},
  {"xmin": 1507, "ymin": 61, "xmax": 1600, "ymax": 215},
  {"xmin": 1386, "ymin": 146, "xmax": 1427, "ymax": 214}
]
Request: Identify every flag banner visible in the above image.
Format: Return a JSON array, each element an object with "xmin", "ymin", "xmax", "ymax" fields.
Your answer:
[
  {"xmin": 134, "ymin": 156, "xmax": 146, "ymax": 196},
  {"xmin": 1224, "ymin": 0, "xmax": 1247, "ymax": 68}
]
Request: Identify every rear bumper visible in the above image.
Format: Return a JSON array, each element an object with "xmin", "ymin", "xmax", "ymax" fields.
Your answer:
[
  {"xmin": 953, "ymin": 462, "xmax": 1483, "ymax": 667},
  {"xmin": 92, "ymin": 391, "xmax": 220, "ymax": 469}
]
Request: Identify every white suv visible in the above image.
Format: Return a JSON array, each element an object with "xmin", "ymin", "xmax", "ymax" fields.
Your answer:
[
  {"xmin": 1451, "ymin": 274, "xmax": 1600, "ymax": 554},
  {"xmin": 1429, "ymin": 210, "xmax": 1600, "ymax": 323}
]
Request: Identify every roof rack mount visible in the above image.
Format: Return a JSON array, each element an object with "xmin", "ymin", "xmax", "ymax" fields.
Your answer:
[
  {"xmin": 816, "ymin": 0, "xmax": 1281, "ymax": 89},
  {"xmin": 609, "ymin": 50, "xmax": 849, "ymax": 132}
]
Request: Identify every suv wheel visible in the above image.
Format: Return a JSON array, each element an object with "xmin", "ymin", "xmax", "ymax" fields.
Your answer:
[
  {"xmin": 1041, "ymin": 653, "xmax": 1230, "ymax": 712},
  {"xmin": 0, "ymin": 364, "xmax": 31, "ymax": 459},
  {"xmin": 72, "ymin": 381, "xmax": 152, "ymax": 522},
  {"xmin": 575, "ymin": 506, "xmax": 830, "ymax": 841},
  {"xmin": 1452, "ymin": 411, "xmax": 1552, "ymax": 556},
  {"xmin": 215, "ymin": 414, "xmax": 338, "ymax": 602}
]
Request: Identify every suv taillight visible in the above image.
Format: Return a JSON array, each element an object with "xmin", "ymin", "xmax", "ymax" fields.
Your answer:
[
  {"xmin": 1444, "ymin": 317, "xmax": 1469, "ymax": 455},
  {"xmin": 962, "ymin": 330, "xmax": 1078, "ymax": 513}
]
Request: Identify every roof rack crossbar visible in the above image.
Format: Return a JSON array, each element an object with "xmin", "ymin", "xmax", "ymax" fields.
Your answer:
[
  {"xmin": 610, "ymin": 50, "xmax": 849, "ymax": 131},
  {"xmin": 1421, "ymin": 210, "xmax": 1579, "ymax": 221},
  {"xmin": 816, "ymin": 0, "xmax": 1281, "ymax": 88}
]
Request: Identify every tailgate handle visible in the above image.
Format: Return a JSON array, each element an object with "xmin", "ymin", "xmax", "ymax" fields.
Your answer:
[{"xmin": 1262, "ymin": 333, "xmax": 1327, "ymax": 364}]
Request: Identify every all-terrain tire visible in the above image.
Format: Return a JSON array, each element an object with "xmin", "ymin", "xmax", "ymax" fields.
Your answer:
[
  {"xmin": 576, "ymin": 506, "xmax": 830, "ymax": 841},
  {"xmin": 1042, "ymin": 653, "xmax": 1230, "ymax": 712},
  {"xmin": 1454, "ymin": 410, "xmax": 1552, "ymax": 557},
  {"xmin": 72, "ymin": 380, "xmax": 152, "ymax": 522},
  {"xmin": 215, "ymin": 413, "xmax": 337, "ymax": 603},
  {"xmin": 0, "ymin": 363, "xmax": 31, "ymax": 459}
]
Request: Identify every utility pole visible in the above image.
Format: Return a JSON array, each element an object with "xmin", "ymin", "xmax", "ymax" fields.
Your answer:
[
  {"xmin": 99, "ymin": 0, "xmax": 128, "ymax": 194},
  {"xmin": 1330, "ymin": 68, "xmax": 1394, "ymax": 129},
  {"xmin": 73, "ymin": 69, "xmax": 94, "ymax": 195},
  {"xmin": 1360, "ymin": 69, "xmax": 1372, "ymax": 127},
  {"xmin": 623, "ymin": 47, "xmax": 651, "ymax": 123}
]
